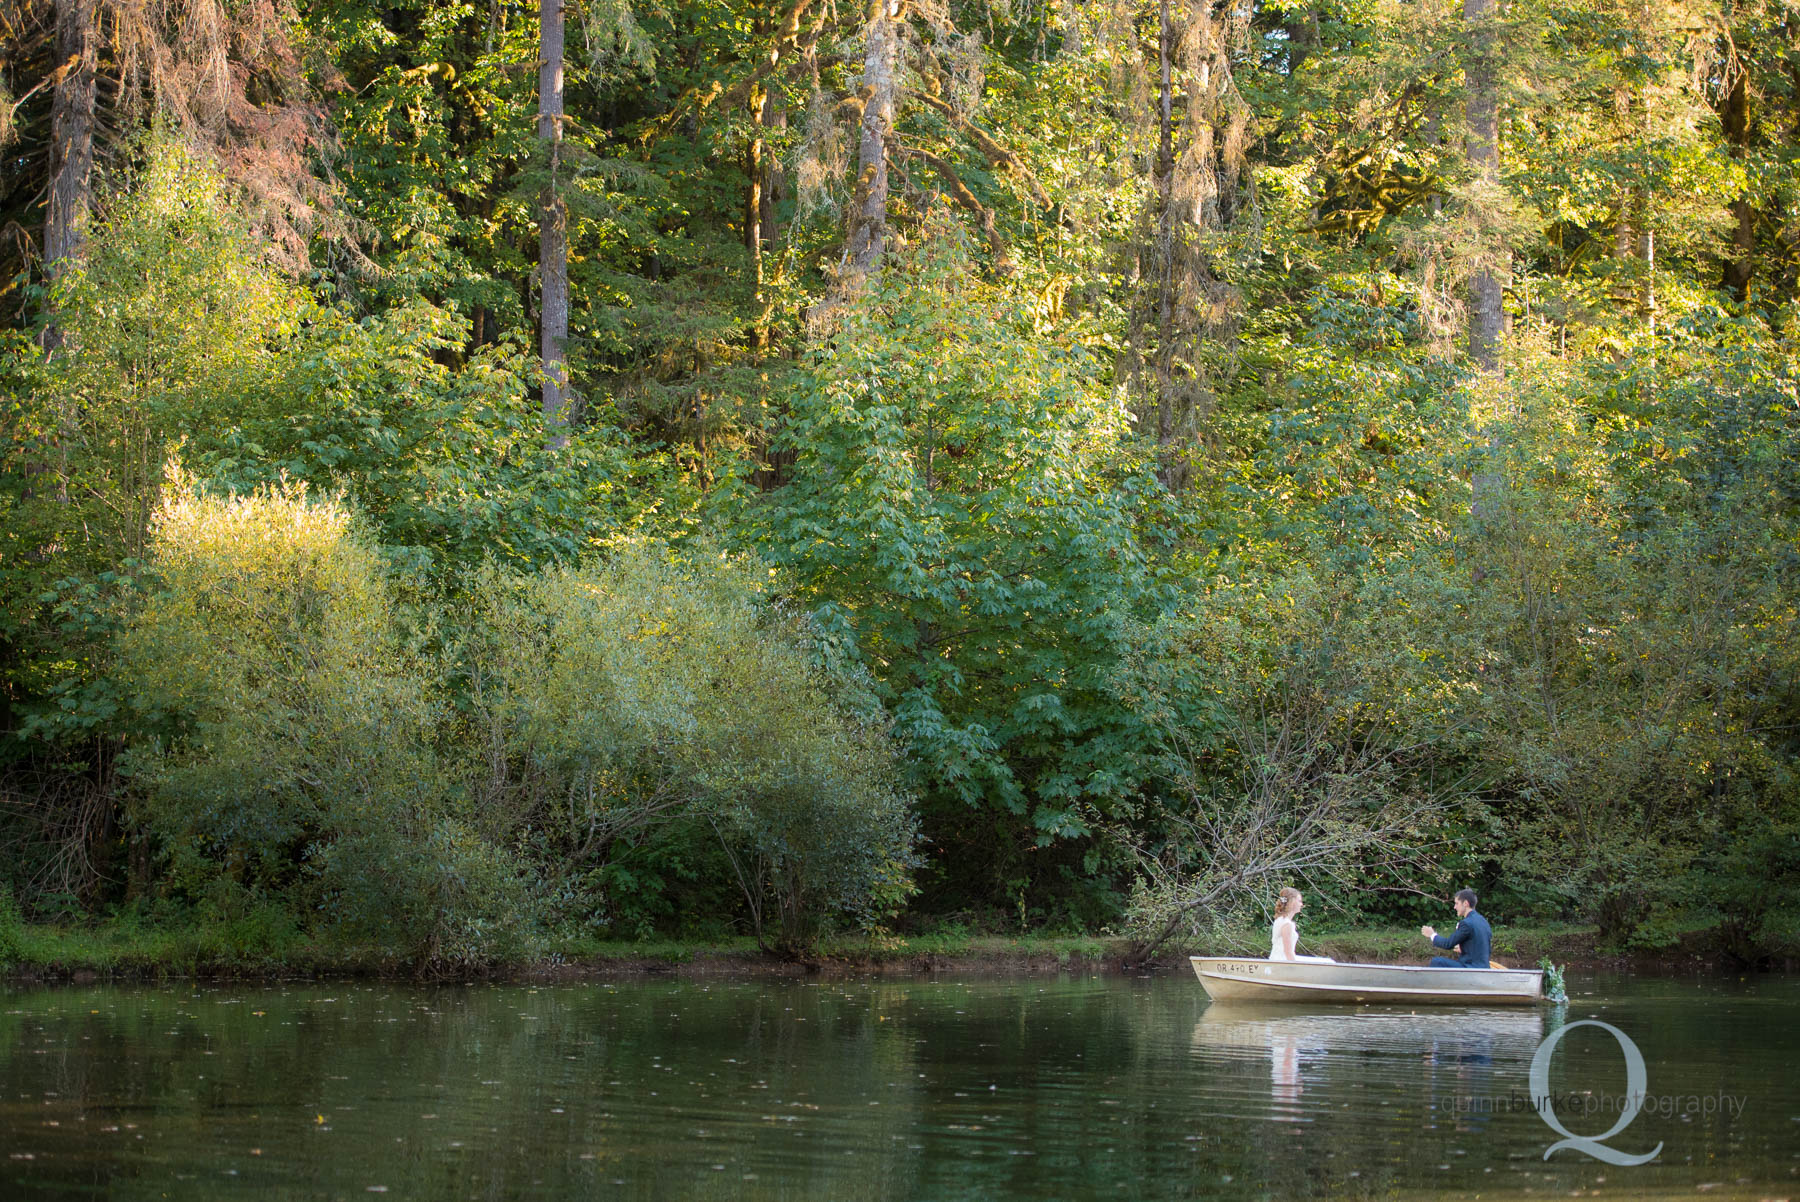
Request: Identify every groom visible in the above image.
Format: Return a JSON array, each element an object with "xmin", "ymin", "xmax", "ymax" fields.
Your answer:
[{"xmin": 1421, "ymin": 888, "xmax": 1491, "ymax": 968}]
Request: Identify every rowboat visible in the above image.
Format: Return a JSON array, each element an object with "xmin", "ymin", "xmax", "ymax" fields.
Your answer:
[{"xmin": 1190, "ymin": 956, "xmax": 1544, "ymax": 1005}]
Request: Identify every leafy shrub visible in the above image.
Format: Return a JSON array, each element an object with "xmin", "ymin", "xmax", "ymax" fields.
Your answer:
[
  {"xmin": 116, "ymin": 480, "xmax": 916, "ymax": 962},
  {"xmin": 463, "ymin": 543, "xmax": 919, "ymax": 953},
  {"xmin": 0, "ymin": 883, "xmax": 22, "ymax": 965},
  {"xmin": 187, "ymin": 879, "xmax": 303, "ymax": 961},
  {"xmin": 118, "ymin": 476, "xmax": 532, "ymax": 965},
  {"xmin": 314, "ymin": 816, "xmax": 540, "ymax": 967}
]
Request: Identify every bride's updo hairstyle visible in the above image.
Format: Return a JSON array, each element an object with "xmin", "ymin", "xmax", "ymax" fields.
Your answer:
[{"xmin": 1274, "ymin": 887, "xmax": 1302, "ymax": 919}]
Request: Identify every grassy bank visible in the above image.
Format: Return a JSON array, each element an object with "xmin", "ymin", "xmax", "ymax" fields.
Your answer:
[
  {"xmin": 0, "ymin": 922, "xmax": 1125, "ymax": 981},
  {"xmin": 2, "ymin": 918, "xmax": 1783, "ymax": 983}
]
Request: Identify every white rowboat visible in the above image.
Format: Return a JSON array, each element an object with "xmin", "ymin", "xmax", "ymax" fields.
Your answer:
[{"xmin": 1190, "ymin": 956, "xmax": 1544, "ymax": 1005}]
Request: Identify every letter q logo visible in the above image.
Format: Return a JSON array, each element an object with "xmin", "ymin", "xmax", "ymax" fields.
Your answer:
[{"xmin": 1529, "ymin": 1019, "xmax": 1663, "ymax": 1166}]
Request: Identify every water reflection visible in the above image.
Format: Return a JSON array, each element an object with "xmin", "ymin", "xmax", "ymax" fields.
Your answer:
[
  {"xmin": 1193, "ymin": 1003, "xmax": 1545, "ymax": 1130},
  {"xmin": 0, "ymin": 976, "xmax": 1794, "ymax": 1201}
]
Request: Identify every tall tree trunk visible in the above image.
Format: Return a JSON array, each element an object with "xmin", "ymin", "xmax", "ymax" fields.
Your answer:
[
  {"xmin": 1610, "ymin": 82, "xmax": 1659, "ymax": 321},
  {"xmin": 1154, "ymin": 0, "xmax": 1175, "ymax": 455},
  {"xmin": 41, "ymin": 0, "xmax": 97, "ymax": 505},
  {"xmin": 1613, "ymin": 182, "xmax": 1634, "ymax": 263},
  {"xmin": 747, "ymin": 0, "xmax": 806, "ymax": 340},
  {"xmin": 746, "ymin": 87, "xmax": 767, "ymax": 347},
  {"xmin": 1463, "ymin": 0, "xmax": 1502, "ymax": 371},
  {"xmin": 44, "ymin": 0, "xmax": 97, "ymax": 343},
  {"xmin": 1286, "ymin": 3, "xmax": 1320, "ymax": 74},
  {"xmin": 1720, "ymin": 63, "xmax": 1755, "ymax": 302},
  {"xmin": 761, "ymin": 89, "xmax": 784, "ymax": 242},
  {"xmin": 843, "ymin": 0, "xmax": 900, "ymax": 281},
  {"xmin": 747, "ymin": 51, "xmax": 786, "ymax": 350},
  {"xmin": 538, "ymin": 0, "xmax": 570, "ymax": 442}
]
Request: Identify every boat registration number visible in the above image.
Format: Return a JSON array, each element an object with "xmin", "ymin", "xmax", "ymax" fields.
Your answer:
[{"xmin": 1215, "ymin": 962, "xmax": 1269, "ymax": 975}]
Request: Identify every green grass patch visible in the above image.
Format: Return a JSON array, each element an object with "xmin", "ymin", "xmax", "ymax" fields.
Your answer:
[
  {"xmin": 10, "ymin": 919, "xmax": 321, "ymax": 976},
  {"xmin": 812, "ymin": 932, "xmax": 1128, "ymax": 965},
  {"xmin": 545, "ymin": 935, "xmax": 764, "ymax": 964},
  {"xmin": 8, "ymin": 918, "xmax": 1685, "ymax": 981}
]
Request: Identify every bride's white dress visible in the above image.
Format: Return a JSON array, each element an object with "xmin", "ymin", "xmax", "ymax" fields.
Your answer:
[{"xmin": 1269, "ymin": 916, "xmax": 1334, "ymax": 963}]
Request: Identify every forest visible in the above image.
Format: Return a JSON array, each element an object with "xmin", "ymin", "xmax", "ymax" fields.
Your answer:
[{"xmin": 1, "ymin": 0, "xmax": 1797, "ymax": 967}]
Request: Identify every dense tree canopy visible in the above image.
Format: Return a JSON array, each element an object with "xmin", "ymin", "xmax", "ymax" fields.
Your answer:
[{"xmin": 2, "ymin": 0, "xmax": 1796, "ymax": 962}]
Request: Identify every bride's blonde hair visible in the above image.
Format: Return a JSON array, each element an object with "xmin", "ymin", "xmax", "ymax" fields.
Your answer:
[{"xmin": 1274, "ymin": 887, "xmax": 1302, "ymax": 919}]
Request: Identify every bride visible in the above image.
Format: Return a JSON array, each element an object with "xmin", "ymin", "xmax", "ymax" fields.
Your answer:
[{"xmin": 1270, "ymin": 887, "xmax": 1334, "ymax": 963}]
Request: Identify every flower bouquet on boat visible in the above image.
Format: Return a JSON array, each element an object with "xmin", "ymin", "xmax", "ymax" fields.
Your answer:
[{"xmin": 1191, "ymin": 888, "xmax": 1545, "ymax": 1005}]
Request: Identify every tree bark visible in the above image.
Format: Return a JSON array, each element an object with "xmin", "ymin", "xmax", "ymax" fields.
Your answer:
[
  {"xmin": 1463, "ymin": 0, "xmax": 1502, "ymax": 371},
  {"xmin": 1720, "ymin": 63, "xmax": 1755, "ymax": 302},
  {"xmin": 1154, "ymin": 0, "xmax": 1175, "ymax": 454},
  {"xmin": 746, "ymin": 86, "xmax": 766, "ymax": 345},
  {"xmin": 746, "ymin": 66, "xmax": 783, "ymax": 348},
  {"xmin": 843, "ymin": 0, "xmax": 900, "ymax": 281},
  {"xmin": 1157, "ymin": 0, "xmax": 1174, "ymax": 191},
  {"xmin": 45, "ymin": 0, "xmax": 96, "ymax": 317},
  {"xmin": 1287, "ymin": 4, "xmax": 1320, "ymax": 75},
  {"xmin": 760, "ymin": 87, "xmax": 783, "ymax": 240},
  {"xmin": 538, "ymin": 0, "xmax": 570, "ymax": 442},
  {"xmin": 1610, "ymin": 83, "xmax": 1659, "ymax": 321}
]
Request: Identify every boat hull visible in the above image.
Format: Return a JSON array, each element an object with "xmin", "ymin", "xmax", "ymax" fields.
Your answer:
[{"xmin": 1190, "ymin": 956, "xmax": 1543, "ymax": 1005}]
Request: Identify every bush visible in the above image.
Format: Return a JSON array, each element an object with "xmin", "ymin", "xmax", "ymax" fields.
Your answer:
[
  {"xmin": 0, "ymin": 883, "xmax": 22, "ymax": 965},
  {"xmin": 119, "ymin": 475, "xmax": 532, "ymax": 966},
  {"xmin": 314, "ymin": 816, "xmax": 540, "ymax": 967},
  {"xmin": 119, "ymin": 486, "xmax": 916, "ymax": 962},
  {"xmin": 463, "ymin": 544, "xmax": 919, "ymax": 952}
]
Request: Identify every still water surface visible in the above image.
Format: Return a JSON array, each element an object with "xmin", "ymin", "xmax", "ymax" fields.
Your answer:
[{"xmin": 2, "ymin": 970, "xmax": 1796, "ymax": 1200}]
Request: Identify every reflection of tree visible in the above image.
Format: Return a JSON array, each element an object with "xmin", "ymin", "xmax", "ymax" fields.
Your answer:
[
  {"xmin": 0, "ymin": 980, "xmax": 939, "ymax": 1200},
  {"xmin": 0, "ymin": 981, "xmax": 1608, "ymax": 1201}
]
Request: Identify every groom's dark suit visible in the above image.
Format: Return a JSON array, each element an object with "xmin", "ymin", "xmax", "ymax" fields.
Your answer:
[{"xmin": 1428, "ymin": 910, "xmax": 1492, "ymax": 968}]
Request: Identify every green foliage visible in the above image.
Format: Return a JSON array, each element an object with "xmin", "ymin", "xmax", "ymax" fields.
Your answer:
[
  {"xmin": 118, "ymin": 476, "xmax": 536, "ymax": 965},
  {"xmin": 744, "ymin": 238, "xmax": 1157, "ymax": 903},
  {"xmin": 5, "ymin": 0, "xmax": 1800, "ymax": 967},
  {"xmin": 1119, "ymin": 551, "xmax": 1471, "ymax": 951},
  {"xmin": 1538, "ymin": 958, "xmax": 1569, "ymax": 1004},
  {"xmin": 0, "ymin": 883, "xmax": 22, "ymax": 965},
  {"xmin": 2, "ymin": 140, "xmax": 305, "ymax": 758},
  {"xmin": 195, "ymin": 882, "xmax": 306, "ymax": 962},
  {"xmin": 114, "ymin": 475, "xmax": 917, "ymax": 961},
  {"xmin": 1455, "ymin": 331, "xmax": 1800, "ymax": 942},
  {"xmin": 463, "ymin": 543, "xmax": 919, "ymax": 952},
  {"xmin": 3, "ymin": 137, "xmax": 660, "ymax": 749}
]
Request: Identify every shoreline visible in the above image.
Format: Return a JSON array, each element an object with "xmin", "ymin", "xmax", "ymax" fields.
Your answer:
[{"xmin": 4, "ymin": 922, "xmax": 1793, "ymax": 985}]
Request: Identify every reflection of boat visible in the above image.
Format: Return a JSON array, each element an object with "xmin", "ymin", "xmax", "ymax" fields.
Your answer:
[
  {"xmin": 1192, "ymin": 1001, "xmax": 1547, "ymax": 1052},
  {"xmin": 1191, "ymin": 957, "xmax": 1544, "ymax": 1004},
  {"xmin": 1192, "ymin": 1003, "xmax": 1546, "ymax": 1120}
]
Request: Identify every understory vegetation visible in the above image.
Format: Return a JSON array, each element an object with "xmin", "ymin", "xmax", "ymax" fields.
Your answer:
[{"xmin": 2, "ymin": 0, "xmax": 1797, "ymax": 968}]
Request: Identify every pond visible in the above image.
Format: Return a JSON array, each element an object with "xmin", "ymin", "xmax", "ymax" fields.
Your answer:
[{"xmin": 3, "ymin": 969, "xmax": 1796, "ymax": 1200}]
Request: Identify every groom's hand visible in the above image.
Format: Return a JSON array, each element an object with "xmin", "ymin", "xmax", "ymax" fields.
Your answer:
[{"xmin": 1421, "ymin": 925, "xmax": 1436, "ymax": 939}]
